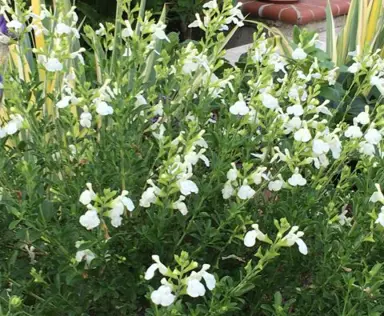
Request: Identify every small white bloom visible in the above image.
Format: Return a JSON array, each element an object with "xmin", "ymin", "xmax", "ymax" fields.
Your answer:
[
  {"xmin": 364, "ymin": 128, "xmax": 382, "ymax": 145},
  {"xmin": 150, "ymin": 22, "xmax": 170, "ymax": 42},
  {"xmin": 173, "ymin": 195, "xmax": 188, "ymax": 215},
  {"xmin": 79, "ymin": 183, "xmax": 96, "ymax": 205},
  {"xmin": 294, "ymin": 128, "xmax": 312, "ymax": 142},
  {"xmin": 44, "ymin": 58, "xmax": 63, "ymax": 72},
  {"xmin": 95, "ymin": 101, "xmax": 113, "ymax": 116},
  {"xmin": 237, "ymin": 183, "xmax": 256, "ymax": 200},
  {"xmin": 282, "ymin": 226, "xmax": 308, "ymax": 255},
  {"xmin": 80, "ymin": 108, "xmax": 92, "ymax": 128},
  {"xmin": 75, "ymin": 249, "xmax": 96, "ymax": 266},
  {"xmin": 227, "ymin": 166, "xmax": 238, "ymax": 181},
  {"xmin": 292, "ymin": 47, "xmax": 307, "ymax": 60},
  {"xmin": 222, "ymin": 181, "xmax": 234, "ymax": 199},
  {"xmin": 261, "ymin": 93, "xmax": 279, "ymax": 110},
  {"xmin": 56, "ymin": 96, "xmax": 72, "ymax": 109},
  {"xmin": 79, "ymin": 208, "xmax": 100, "ymax": 230},
  {"xmin": 375, "ymin": 207, "xmax": 384, "ymax": 227},
  {"xmin": 268, "ymin": 179, "xmax": 284, "ymax": 192},
  {"xmin": 312, "ymin": 139, "xmax": 330, "ymax": 156},
  {"xmin": 178, "ymin": 179, "xmax": 199, "ymax": 196},
  {"xmin": 344, "ymin": 125, "xmax": 362, "ymax": 139},
  {"xmin": 145, "ymin": 255, "xmax": 168, "ymax": 280},
  {"xmin": 203, "ymin": 0, "xmax": 218, "ymax": 9},
  {"xmin": 140, "ymin": 183, "xmax": 160, "ymax": 208},
  {"xmin": 348, "ymin": 62, "xmax": 361, "ymax": 74},
  {"xmin": 288, "ymin": 171, "xmax": 307, "ymax": 187},
  {"xmin": 359, "ymin": 141, "xmax": 375, "ymax": 156},
  {"xmin": 55, "ymin": 23, "xmax": 72, "ymax": 35},
  {"xmin": 287, "ymin": 104, "xmax": 304, "ymax": 117},
  {"xmin": 187, "ymin": 279, "xmax": 206, "ymax": 298},
  {"xmin": 370, "ymin": 183, "xmax": 384, "ymax": 204},
  {"xmin": 7, "ymin": 20, "xmax": 23, "ymax": 30},
  {"xmin": 339, "ymin": 208, "xmax": 352, "ymax": 226},
  {"xmin": 151, "ymin": 283, "xmax": 175, "ymax": 307},
  {"xmin": 355, "ymin": 111, "xmax": 370, "ymax": 125},
  {"xmin": 186, "ymin": 264, "xmax": 216, "ymax": 297},
  {"xmin": 230, "ymin": 94, "xmax": 249, "ymax": 116},
  {"xmin": 244, "ymin": 224, "xmax": 268, "ymax": 247},
  {"xmin": 122, "ymin": 20, "xmax": 133, "ymax": 38}
]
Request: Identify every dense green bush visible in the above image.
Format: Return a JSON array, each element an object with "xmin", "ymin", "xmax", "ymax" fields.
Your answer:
[{"xmin": 1, "ymin": 0, "xmax": 384, "ymax": 315}]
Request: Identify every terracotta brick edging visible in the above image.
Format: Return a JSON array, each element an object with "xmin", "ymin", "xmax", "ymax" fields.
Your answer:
[{"xmin": 239, "ymin": 0, "xmax": 351, "ymax": 25}]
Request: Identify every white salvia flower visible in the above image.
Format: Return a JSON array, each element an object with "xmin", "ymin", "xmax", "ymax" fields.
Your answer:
[
  {"xmin": 75, "ymin": 249, "xmax": 96, "ymax": 266},
  {"xmin": 292, "ymin": 47, "xmax": 307, "ymax": 60},
  {"xmin": 173, "ymin": 195, "xmax": 188, "ymax": 215},
  {"xmin": 375, "ymin": 207, "xmax": 384, "ymax": 227},
  {"xmin": 370, "ymin": 183, "xmax": 384, "ymax": 204},
  {"xmin": 203, "ymin": 0, "xmax": 218, "ymax": 9},
  {"xmin": 284, "ymin": 117, "xmax": 302, "ymax": 134},
  {"xmin": 244, "ymin": 224, "xmax": 268, "ymax": 247},
  {"xmin": 345, "ymin": 125, "xmax": 363, "ymax": 139},
  {"xmin": 261, "ymin": 93, "xmax": 279, "ymax": 110},
  {"xmin": 355, "ymin": 111, "xmax": 370, "ymax": 125},
  {"xmin": 359, "ymin": 141, "xmax": 375, "ymax": 156},
  {"xmin": 312, "ymin": 139, "xmax": 330, "ymax": 156},
  {"xmin": 79, "ymin": 207, "xmax": 101, "ymax": 230},
  {"xmin": 230, "ymin": 94, "xmax": 249, "ymax": 116},
  {"xmin": 3, "ymin": 114, "xmax": 24, "ymax": 136},
  {"xmin": 56, "ymin": 96, "xmax": 72, "ymax": 109},
  {"xmin": 282, "ymin": 226, "xmax": 308, "ymax": 255},
  {"xmin": 95, "ymin": 101, "xmax": 113, "ymax": 116},
  {"xmin": 222, "ymin": 181, "xmax": 234, "ymax": 199},
  {"xmin": 185, "ymin": 149, "xmax": 210, "ymax": 167},
  {"xmin": 122, "ymin": 20, "xmax": 133, "ymax": 38},
  {"xmin": 287, "ymin": 104, "xmax": 304, "ymax": 117},
  {"xmin": 288, "ymin": 170, "xmax": 307, "ymax": 187},
  {"xmin": 140, "ymin": 181, "xmax": 161, "ymax": 208},
  {"xmin": 44, "ymin": 58, "xmax": 63, "ymax": 72},
  {"xmin": 227, "ymin": 165, "xmax": 238, "ymax": 181},
  {"xmin": 95, "ymin": 23, "xmax": 106, "ymax": 36},
  {"xmin": 135, "ymin": 94, "xmax": 147, "ymax": 107},
  {"xmin": 348, "ymin": 62, "xmax": 361, "ymax": 74},
  {"xmin": 80, "ymin": 108, "xmax": 92, "ymax": 128},
  {"xmin": 55, "ymin": 22, "xmax": 72, "ymax": 35},
  {"xmin": 364, "ymin": 128, "xmax": 382, "ymax": 145},
  {"xmin": 188, "ymin": 13, "xmax": 204, "ymax": 28},
  {"xmin": 268, "ymin": 179, "xmax": 284, "ymax": 192},
  {"xmin": 326, "ymin": 135, "xmax": 342, "ymax": 159},
  {"xmin": 178, "ymin": 179, "xmax": 199, "ymax": 196},
  {"xmin": 339, "ymin": 208, "xmax": 352, "ymax": 226},
  {"xmin": 251, "ymin": 166, "xmax": 269, "ymax": 185},
  {"xmin": 237, "ymin": 182, "xmax": 256, "ymax": 200},
  {"xmin": 145, "ymin": 255, "xmax": 168, "ymax": 280},
  {"xmin": 79, "ymin": 183, "xmax": 96, "ymax": 205},
  {"xmin": 294, "ymin": 128, "xmax": 312, "ymax": 142},
  {"xmin": 109, "ymin": 191, "xmax": 135, "ymax": 227},
  {"xmin": 150, "ymin": 22, "xmax": 170, "ymax": 42},
  {"xmin": 151, "ymin": 283, "xmax": 175, "ymax": 307},
  {"xmin": 186, "ymin": 264, "xmax": 216, "ymax": 298},
  {"xmin": 7, "ymin": 20, "xmax": 23, "ymax": 30}
]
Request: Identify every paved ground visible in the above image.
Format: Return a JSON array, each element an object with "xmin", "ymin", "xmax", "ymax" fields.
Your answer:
[{"xmin": 225, "ymin": 15, "xmax": 345, "ymax": 64}]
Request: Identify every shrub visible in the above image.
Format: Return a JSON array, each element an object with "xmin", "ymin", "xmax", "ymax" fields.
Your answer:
[{"xmin": 1, "ymin": 0, "xmax": 384, "ymax": 315}]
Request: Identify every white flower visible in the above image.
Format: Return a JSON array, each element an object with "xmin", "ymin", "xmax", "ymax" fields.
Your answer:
[
  {"xmin": 56, "ymin": 96, "xmax": 72, "ymax": 109},
  {"xmin": 80, "ymin": 108, "xmax": 92, "ymax": 128},
  {"xmin": 287, "ymin": 104, "xmax": 304, "ymax": 117},
  {"xmin": 7, "ymin": 20, "xmax": 23, "ymax": 30},
  {"xmin": 203, "ymin": 0, "xmax": 218, "ymax": 9},
  {"xmin": 375, "ymin": 207, "xmax": 384, "ymax": 227},
  {"xmin": 140, "ymin": 180, "xmax": 161, "ymax": 208},
  {"xmin": 3, "ymin": 114, "xmax": 24, "ymax": 136},
  {"xmin": 282, "ymin": 226, "xmax": 308, "ymax": 255},
  {"xmin": 327, "ymin": 135, "xmax": 342, "ymax": 159},
  {"xmin": 55, "ymin": 23, "xmax": 72, "ymax": 35},
  {"xmin": 251, "ymin": 167, "xmax": 269, "ymax": 185},
  {"xmin": 122, "ymin": 20, "xmax": 133, "ymax": 38},
  {"xmin": 292, "ymin": 47, "xmax": 307, "ymax": 60},
  {"xmin": 355, "ymin": 111, "xmax": 370, "ymax": 125},
  {"xmin": 95, "ymin": 101, "xmax": 113, "ymax": 116},
  {"xmin": 294, "ymin": 128, "xmax": 312, "ymax": 142},
  {"xmin": 188, "ymin": 14, "xmax": 204, "ymax": 29},
  {"xmin": 95, "ymin": 23, "xmax": 106, "ymax": 36},
  {"xmin": 345, "ymin": 125, "xmax": 363, "ymax": 139},
  {"xmin": 348, "ymin": 62, "xmax": 362, "ymax": 74},
  {"xmin": 237, "ymin": 183, "xmax": 256, "ymax": 200},
  {"xmin": 364, "ymin": 128, "xmax": 382, "ymax": 145},
  {"xmin": 370, "ymin": 184, "xmax": 384, "ymax": 204},
  {"xmin": 186, "ymin": 264, "xmax": 216, "ymax": 297},
  {"xmin": 244, "ymin": 224, "xmax": 268, "ymax": 247},
  {"xmin": 173, "ymin": 195, "xmax": 188, "ymax": 215},
  {"xmin": 261, "ymin": 93, "xmax": 279, "ymax": 109},
  {"xmin": 109, "ymin": 191, "xmax": 135, "ymax": 227},
  {"xmin": 222, "ymin": 181, "xmax": 234, "ymax": 199},
  {"xmin": 339, "ymin": 209, "xmax": 352, "ymax": 226},
  {"xmin": 227, "ymin": 166, "xmax": 238, "ymax": 181},
  {"xmin": 79, "ymin": 183, "xmax": 96, "ymax": 205},
  {"xmin": 288, "ymin": 171, "xmax": 307, "ymax": 187},
  {"xmin": 151, "ymin": 284, "xmax": 175, "ymax": 307},
  {"xmin": 312, "ymin": 139, "xmax": 330, "ymax": 156},
  {"xmin": 178, "ymin": 179, "xmax": 199, "ymax": 196},
  {"xmin": 79, "ymin": 208, "xmax": 100, "ymax": 230},
  {"xmin": 359, "ymin": 141, "xmax": 375, "ymax": 156},
  {"xmin": 44, "ymin": 58, "xmax": 63, "ymax": 72},
  {"xmin": 75, "ymin": 249, "xmax": 96, "ymax": 266},
  {"xmin": 145, "ymin": 255, "xmax": 168, "ymax": 280},
  {"xmin": 268, "ymin": 179, "xmax": 284, "ymax": 192},
  {"xmin": 150, "ymin": 22, "xmax": 170, "ymax": 42},
  {"xmin": 230, "ymin": 94, "xmax": 249, "ymax": 116}
]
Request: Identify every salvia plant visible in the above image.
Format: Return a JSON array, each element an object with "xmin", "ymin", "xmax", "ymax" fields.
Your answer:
[{"xmin": 1, "ymin": 0, "xmax": 384, "ymax": 315}]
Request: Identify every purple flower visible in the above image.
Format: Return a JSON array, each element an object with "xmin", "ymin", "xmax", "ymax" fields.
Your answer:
[{"xmin": 0, "ymin": 15, "xmax": 8, "ymax": 35}]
